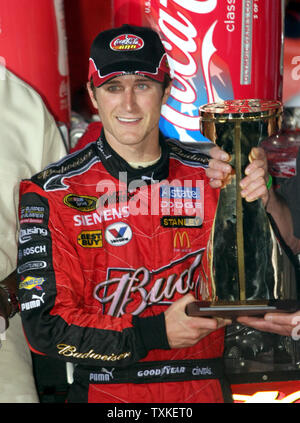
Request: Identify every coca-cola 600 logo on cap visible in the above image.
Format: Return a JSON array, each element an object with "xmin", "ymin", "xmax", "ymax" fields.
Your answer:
[{"xmin": 110, "ymin": 34, "xmax": 144, "ymax": 51}]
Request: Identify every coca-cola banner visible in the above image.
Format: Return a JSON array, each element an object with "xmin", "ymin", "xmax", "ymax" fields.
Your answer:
[
  {"xmin": 0, "ymin": 0, "xmax": 71, "ymax": 128},
  {"xmin": 113, "ymin": 0, "xmax": 284, "ymax": 141}
]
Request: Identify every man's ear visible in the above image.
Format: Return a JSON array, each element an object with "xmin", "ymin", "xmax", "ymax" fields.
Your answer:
[
  {"xmin": 86, "ymin": 81, "xmax": 99, "ymax": 110},
  {"xmin": 162, "ymin": 80, "xmax": 172, "ymax": 106}
]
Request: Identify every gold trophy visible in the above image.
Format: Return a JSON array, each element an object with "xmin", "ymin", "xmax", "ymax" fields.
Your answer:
[{"xmin": 186, "ymin": 99, "xmax": 299, "ymax": 317}]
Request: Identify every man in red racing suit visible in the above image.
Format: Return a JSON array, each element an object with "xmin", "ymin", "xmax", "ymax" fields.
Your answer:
[{"xmin": 17, "ymin": 25, "xmax": 233, "ymax": 403}]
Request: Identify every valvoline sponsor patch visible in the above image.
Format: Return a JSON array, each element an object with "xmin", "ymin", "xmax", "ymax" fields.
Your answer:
[
  {"xmin": 19, "ymin": 276, "xmax": 45, "ymax": 291},
  {"xmin": 63, "ymin": 194, "xmax": 98, "ymax": 212},
  {"xmin": 110, "ymin": 34, "xmax": 144, "ymax": 51}
]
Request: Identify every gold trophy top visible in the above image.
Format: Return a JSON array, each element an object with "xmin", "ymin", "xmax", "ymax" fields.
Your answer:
[
  {"xmin": 199, "ymin": 99, "xmax": 282, "ymax": 122},
  {"xmin": 199, "ymin": 99, "xmax": 282, "ymax": 142}
]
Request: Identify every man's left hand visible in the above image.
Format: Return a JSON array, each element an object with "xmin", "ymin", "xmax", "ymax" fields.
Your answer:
[{"xmin": 207, "ymin": 145, "xmax": 270, "ymax": 207}]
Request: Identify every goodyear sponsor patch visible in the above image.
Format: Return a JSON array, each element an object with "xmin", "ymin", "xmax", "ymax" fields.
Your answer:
[
  {"xmin": 161, "ymin": 216, "xmax": 203, "ymax": 228},
  {"xmin": 63, "ymin": 194, "xmax": 98, "ymax": 212},
  {"xmin": 19, "ymin": 276, "xmax": 45, "ymax": 291},
  {"xmin": 77, "ymin": 230, "xmax": 103, "ymax": 248}
]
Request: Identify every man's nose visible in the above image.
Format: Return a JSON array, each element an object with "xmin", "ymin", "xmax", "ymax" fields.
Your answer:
[{"xmin": 122, "ymin": 88, "xmax": 136, "ymax": 111}]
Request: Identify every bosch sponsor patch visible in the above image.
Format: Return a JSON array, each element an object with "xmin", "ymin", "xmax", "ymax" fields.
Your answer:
[
  {"xmin": 18, "ymin": 244, "xmax": 47, "ymax": 260},
  {"xmin": 63, "ymin": 194, "xmax": 98, "ymax": 212},
  {"xmin": 161, "ymin": 216, "xmax": 203, "ymax": 228},
  {"xmin": 19, "ymin": 276, "xmax": 45, "ymax": 291},
  {"xmin": 160, "ymin": 185, "xmax": 201, "ymax": 199},
  {"xmin": 77, "ymin": 230, "xmax": 103, "ymax": 248},
  {"xmin": 105, "ymin": 222, "xmax": 132, "ymax": 246},
  {"xmin": 110, "ymin": 34, "xmax": 144, "ymax": 51}
]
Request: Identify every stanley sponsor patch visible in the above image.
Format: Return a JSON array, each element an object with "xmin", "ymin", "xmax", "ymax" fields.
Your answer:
[{"xmin": 160, "ymin": 216, "xmax": 203, "ymax": 228}]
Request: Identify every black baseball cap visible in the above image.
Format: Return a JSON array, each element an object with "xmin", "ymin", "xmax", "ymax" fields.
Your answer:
[{"xmin": 88, "ymin": 24, "xmax": 171, "ymax": 87}]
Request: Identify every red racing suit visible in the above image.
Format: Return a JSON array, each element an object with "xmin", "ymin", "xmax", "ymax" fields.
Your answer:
[{"xmin": 17, "ymin": 131, "xmax": 232, "ymax": 403}]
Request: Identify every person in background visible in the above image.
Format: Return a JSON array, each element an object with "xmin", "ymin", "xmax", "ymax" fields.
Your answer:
[
  {"xmin": 0, "ymin": 67, "xmax": 67, "ymax": 402},
  {"xmin": 207, "ymin": 144, "xmax": 300, "ymax": 337}
]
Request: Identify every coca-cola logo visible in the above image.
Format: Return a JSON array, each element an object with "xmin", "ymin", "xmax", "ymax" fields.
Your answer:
[
  {"xmin": 110, "ymin": 34, "xmax": 144, "ymax": 51},
  {"xmin": 156, "ymin": 0, "xmax": 218, "ymax": 132}
]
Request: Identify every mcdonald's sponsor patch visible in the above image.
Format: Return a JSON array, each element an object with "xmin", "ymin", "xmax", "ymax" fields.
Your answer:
[
  {"xmin": 161, "ymin": 216, "xmax": 203, "ymax": 228},
  {"xmin": 173, "ymin": 231, "xmax": 192, "ymax": 252}
]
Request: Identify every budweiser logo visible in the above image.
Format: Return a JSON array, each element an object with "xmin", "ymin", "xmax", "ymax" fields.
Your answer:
[{"xmin": 93, "ymin": 249, "xmax": 209, "ymax": 317}]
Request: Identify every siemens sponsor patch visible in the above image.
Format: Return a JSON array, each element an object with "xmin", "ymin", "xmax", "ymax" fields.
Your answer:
[
  {"xmin": 19, "ymin": 227, "xmax": 48, "ymax": 244},
  {"xmin": 161, "ymin": 216, "xmax": 203, "ymax": 228},
  {"xmin": 77, "ymin": 230, "xmax": 103, "ymax": 248},
  {"xmin": 63, "ymin": 194, "xmax": 98, "ymax": 212},
  {"xmin": 160, "ymin": 186, "xmax": 200, "ymax": 199},
  {"xmin": 74, "ymin": 206, "xmax": 129, "ymax": 226},
  {"xmin": 17, "ymin": 260, "xmax": 47, "ymax": 274},
  {"xmin": 19, "ymin": 276, "xmax": 45, "ymax": 291}
]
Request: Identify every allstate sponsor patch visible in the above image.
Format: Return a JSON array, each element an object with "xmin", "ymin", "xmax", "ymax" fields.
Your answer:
[{"xmin": 160, "ymin": 186, "xmax": 200, "ymax": 199}]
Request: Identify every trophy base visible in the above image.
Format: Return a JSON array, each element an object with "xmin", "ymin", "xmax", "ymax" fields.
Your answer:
[{"xmin": 185, "ymin": 300, "xmax": 300, "ymax": 318}]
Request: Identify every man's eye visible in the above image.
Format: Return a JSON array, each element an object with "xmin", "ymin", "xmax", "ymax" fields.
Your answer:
[
  {"xmin": 137, "ymin": 83, "xmax": 148, "ymax": 90},
  {"xmin": 107, "ymin": 85, "xmax": 121, "ymax": 92}
]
